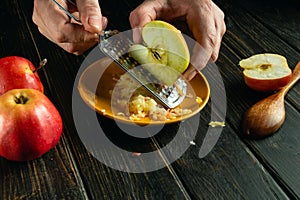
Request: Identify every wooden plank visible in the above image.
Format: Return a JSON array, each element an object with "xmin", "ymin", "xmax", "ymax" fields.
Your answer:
[
  {"xmin": 233, "ymin": 0, "xmax": 300, "ymax": 52},
  {"xmin": 0, "ymin": 0, "xmax": 107, "ymax": 199},
  {"xmin": 246, "ymin": 105, "xmax": 300, "ymax": 198},
  {"xmin": 71, "ymin": 91, "xmax": 192, "ymax": 199},
  {"xmin": 0, "ymin": 139, "xmax": 88, "ymax": 200},
  {"xmin": 214, "ymin": 0, "xmax": 300, "ymax": 198},
  {"xmin": 0, "ymin": 1, "xmax": 89, "ymax": 199},
  {"xmin": 156, "ymin": 71, "xmax": 289, "ymax": 198},
  {"xmin": 173, "ymin": 125, "xmax": 289, "ymax": 199}
]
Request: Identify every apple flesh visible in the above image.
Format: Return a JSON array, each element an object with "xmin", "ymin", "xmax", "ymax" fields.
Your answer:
[
  {"xmin": 0, "ymin": 56, "xmax": 44, "ymax": 95},
  {"xmin": 129, "ymin": 20, "xmax": 190, "ymax": 85},
  {"xmin": 239, "ymin": 53, "xmax": 292, "ymax": 92},
  {"xmin": 0, "ymin": 89, "xmax": 63, "ymax": 161}
]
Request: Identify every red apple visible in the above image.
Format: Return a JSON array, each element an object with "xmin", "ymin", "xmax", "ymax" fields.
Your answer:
[
  {"xmin": 0, "ymin": 56, "xmax": 44, "ymax": 95},
  {"xmin": 239, "ymin": 54, "xmax": 292, "ymax": 92},
  {"xmin": 0, "ymin": 89, "xmax": 63, "ymax": 161}
]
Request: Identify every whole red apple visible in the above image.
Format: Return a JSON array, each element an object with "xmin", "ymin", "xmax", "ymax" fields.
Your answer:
[
  {"xmin": 0, "ymin": 56, "xmax": 44, "ymax": 95},
  {"xmin": 239, "ymin": 54, "xmax": 292, "ymax": 92},
  {"xmin": 0, "ymin": 89, "xmax": 63, "ymax": 161}
]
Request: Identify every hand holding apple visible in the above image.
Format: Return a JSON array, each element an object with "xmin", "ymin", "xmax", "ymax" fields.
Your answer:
[
  {"xmin": 0, "ymin": 89, "xmax": 63, "ymax": 161},
  {"xmin": 0, "ymin": 56, "xmax": 44, "ymax": 95},
  {"xmin": 239, "ymin": 54, "xmax": 292, "ymax": 92}
]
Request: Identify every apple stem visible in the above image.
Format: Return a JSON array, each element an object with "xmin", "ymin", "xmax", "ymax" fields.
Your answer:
[{"xmin": 33, "ymin": 58, "xmax": 47, "ymax": 72}]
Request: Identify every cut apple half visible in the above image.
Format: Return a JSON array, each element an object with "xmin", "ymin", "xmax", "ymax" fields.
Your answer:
[
  {"xmin": 129, "ymin": 20, "xmax": 190, "ymax": 85},
  {"xmin": 239, "ymin": 53, "xmax": 292, "ymax": 92}
]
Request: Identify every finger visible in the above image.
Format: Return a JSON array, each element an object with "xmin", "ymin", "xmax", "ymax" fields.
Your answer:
[
  {"xmin": 39, "ymin": 25, "xmax": 97, "ymax": 54},
  {"xmin": 184, "ymin": 11, "xmax": 217, "ymax": 80},
  {"xmin": 76, "ymin": 0, "xmax": 104, "ymax": 33},
  {"xmin": 37, "ymin": 23, "xmax": 98, "ymax": 54},
  {"xmin": 33, "ymin": 0, "xmax": 67, "ymax": 29},
  {"xmin": 131, "ymin": 27, "xmax": 143, "ymax": 44},
  {"xmin": 183, "ymin": 64, "xmax": 197, "ymax": 82},
  {"xmin": 42, "ymin": 19, "xmax": 100, "ymax": 44},
  {"xmin": 189, "ymin": 28, "xmax": 215, "ymax": 75},
  {"xmin": 33, "ymin": 0, "xmax": 101, "ymax": 55},
  {"xmin": 185, "ymin": 18, "xmax": 225, "ymax": 81},
  {"xmin": 211, "ymin": 15, "xmax": 226, "ymax": 61},
  {"xmin": 56, "ymin": 41, "xmax": 96, "ymax": 55},
  {"xmin": 129, "ymin": 0, "xmax": 159, "ymax": 28},
  {"xmin": 183, "ymin": 43, "xmax": 211, "ymax": 81},
  {"xmin": 129, "ymin": 0, "xmax": 160, "ymax": 42},
  {"xmin": 69, "ymin": 11, "xmax": 81, "ymax": 24},
  {"xmin": 38, "ymin": 3, "xmax": 100, "ymax": 44}
]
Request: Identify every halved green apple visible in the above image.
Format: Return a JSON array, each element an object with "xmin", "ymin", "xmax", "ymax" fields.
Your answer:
[
  {"xmin": 129, "ymin": 20, "xmax": 190, "ymax": 85},
  {"xmin": 239, "ymin": 53, "xmax": 292, "ymax": 92}
]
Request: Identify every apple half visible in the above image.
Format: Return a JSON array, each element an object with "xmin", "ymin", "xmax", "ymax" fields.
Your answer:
[
  {"xmin": 239, "ymin": 53, "xmax": 292, "ymax": 92},
  {"xmin": 129, "ymin": 20, "xmax": 190, "ymax": 85}
]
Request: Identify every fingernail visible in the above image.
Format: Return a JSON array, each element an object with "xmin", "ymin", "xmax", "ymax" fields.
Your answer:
[
  {"xmin": 102, "ymin": 17, "xmax": 108, "ymax": 28},
  {"xmin": 88, "ymin": 16, "xmax": 100, "ymax": 29}
]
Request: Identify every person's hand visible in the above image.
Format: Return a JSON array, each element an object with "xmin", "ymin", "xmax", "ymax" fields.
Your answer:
[
  {"xmin": 129, "ymin": 0, "xmax": 226, "ymax": 80},
  {"xmin": 32, "ymin": 0, "xmax": 107, "ymax": 55}
]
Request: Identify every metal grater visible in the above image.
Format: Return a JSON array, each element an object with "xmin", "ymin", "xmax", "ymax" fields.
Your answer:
[
  {"xmin": 99, "ymin": 30, "xmax": 187, "ymax": 108},
  {"xmin": 51, "ymin": 0, "xmax": 187, "ymax": 108}
]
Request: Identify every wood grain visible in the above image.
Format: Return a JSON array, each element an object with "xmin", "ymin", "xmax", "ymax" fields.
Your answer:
[
  {"xmin": 0, "ymin": 0, "xmax": 299, "ymax": 199},
  {"xmin": 216, "ymin": 0, "xmax": 300, "ymax": 198},
  {"xmin": 0, "ymin": 1, "xmax": 88, "ymax": 199}
]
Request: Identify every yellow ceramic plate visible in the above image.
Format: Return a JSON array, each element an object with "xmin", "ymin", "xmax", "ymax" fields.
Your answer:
[{"xmin": 78, "ymin": 57, "xmax": 210, "ymax": 125}]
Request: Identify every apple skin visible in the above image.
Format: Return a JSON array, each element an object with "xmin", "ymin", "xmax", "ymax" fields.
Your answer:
[
  {"xmin": 243, "ymin": 73, "xmax": 292, "ymax": 92},
  {"xmin": 0, "ymin": 89, "xmax": 63, "ymax": 161},
  {"xmin": 239, "ymin": 53, "xmax": 292, "ymax": 92},
  {"xmin": 0, "ymin": 56, "xmax": 44, "ymax": 95}
]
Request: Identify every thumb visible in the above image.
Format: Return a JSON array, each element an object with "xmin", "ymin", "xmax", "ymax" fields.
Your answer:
[
  {"xmin": 76, "ymin": 0, "xmax": 105, "ymax": 33},
  {"xmin": 129, "ymin": 0, "xmax": 159, "ymax": 42}
]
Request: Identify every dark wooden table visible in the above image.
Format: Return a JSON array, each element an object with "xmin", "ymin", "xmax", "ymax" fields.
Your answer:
[{"xmin": 1, "ymin": 0, "xmax": 300, "ymax": 199}]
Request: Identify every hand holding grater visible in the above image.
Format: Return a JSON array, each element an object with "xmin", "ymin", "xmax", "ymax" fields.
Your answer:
[{"xmin": 52, "ymin": 0, "xmax": 187, "ymax": 108}]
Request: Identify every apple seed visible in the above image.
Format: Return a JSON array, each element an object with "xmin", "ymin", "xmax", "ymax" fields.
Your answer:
[
  {"xmin": 258, "ymin": 64, "xmax": 271, "ymax": 71},
  {"xmin": 152, "ymin": 50, "xmax": 162, "ymax": 60}
]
